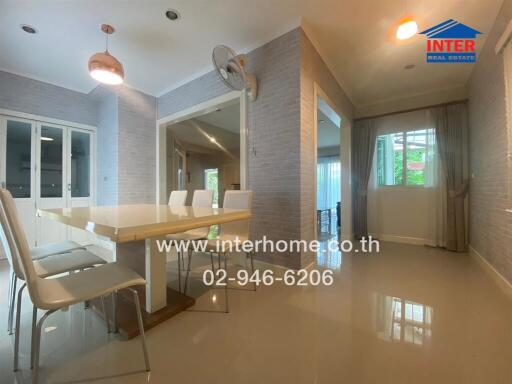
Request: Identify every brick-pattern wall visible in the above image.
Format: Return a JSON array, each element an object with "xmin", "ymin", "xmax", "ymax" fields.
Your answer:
[
  {"xmin": 158, "ymin": 29, "xmax": 302, "ymax": 267},
  {"xmin": 299, "ymin": 30, "xmax": 354, "ymax": 267},
  {"xmin": 117, "ymin": 87, "xmax": 157, "ymax": 204},
  {"xmin": 90, "ymin": 86, "xmax": 119, "ymax": 206},
  {"xmin": 0, "ymin": 70, "xmax": 97, "ymax": 126},
  {"xmin": 245, "ymin": 28, "xmax": 302, "ymax": 268},
  {"xmin": 468, "ymin": 0, "xmax": 512, "ymax": 281}
]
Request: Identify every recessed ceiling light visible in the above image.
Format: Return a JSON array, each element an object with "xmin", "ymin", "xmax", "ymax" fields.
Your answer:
[
  {"xmin": 318, "ymin": 119, "xmax": 325, "ymax": 123},
  {"xmin": 165, "ymin": 9, "xmax": 180, "ymax": 21},
  {"xmin": 404, "ymin": 64, "xmax": 416, "ymax": 70},
  {"xmin": 21, "ymin": 24, "xmax": 37, "ymax": 34},
  {"xmin": 396, "ymin": 18, "xmax": 418, "ymax": 40}
]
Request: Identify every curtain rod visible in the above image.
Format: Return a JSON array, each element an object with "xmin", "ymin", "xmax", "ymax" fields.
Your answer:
[{"xmin": 353, "ymin": 99, "xmax": 468, "ymax": 121}]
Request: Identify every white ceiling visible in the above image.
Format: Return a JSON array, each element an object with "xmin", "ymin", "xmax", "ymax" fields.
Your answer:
[
  {"xmin": 318, "ymin": 109, "xmax": 340, "ymax": 149},
  {"xmin": 196, "ymin": 102, "xmax": 240, "ymax": 134},
  {"xmin": 0, "ymin": 0, "xmax": 503, "ymax": 106},
  {"xmin": 167, "ymin": 106, "xmax": 240, "ymax": 153}
]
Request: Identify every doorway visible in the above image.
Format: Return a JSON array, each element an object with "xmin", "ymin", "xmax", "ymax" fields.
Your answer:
[
  {"xmin": 316, "ymin": 97, "xmax": 342, "ymax": 240},
  {"xmin": 165, "ymin": 98, "xmax": 242, "ymax": 207},
  {"xmin": 0, "ymin": 114, "xmax": 96, "ymax": 247}
]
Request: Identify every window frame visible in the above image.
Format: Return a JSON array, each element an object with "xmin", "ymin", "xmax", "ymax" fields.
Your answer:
[{"xmin": 376, "ymin": 129, "xmax": 432, "ymax": 189}]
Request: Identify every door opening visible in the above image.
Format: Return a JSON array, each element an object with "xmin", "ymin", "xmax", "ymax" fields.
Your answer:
[{"xmin": 316, "ymin": 95, "xmax": 342, "ymax": 266}]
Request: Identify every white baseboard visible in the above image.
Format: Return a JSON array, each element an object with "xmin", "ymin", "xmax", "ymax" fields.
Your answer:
[
  {"xmin": 469, "ymin": 245, "xmax": 512, "ymax": 300},
  {"xmin": 370, "ymin": 233, "xmax": 426, "ymax": 245}
]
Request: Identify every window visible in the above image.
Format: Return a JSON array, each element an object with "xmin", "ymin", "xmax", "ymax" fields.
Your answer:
[
  {"xmin": 204, "ymin": 168, "xmax": 219, "ymax": 207},
  {"xmin": 376, "ymin": 129, "xmax": 435, "ymax": 186}
]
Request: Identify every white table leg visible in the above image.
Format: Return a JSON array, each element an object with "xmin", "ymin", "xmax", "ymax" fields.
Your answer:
[{"xmin": 145, "ymin": 236, "xmax": 167, "ymax": 313}]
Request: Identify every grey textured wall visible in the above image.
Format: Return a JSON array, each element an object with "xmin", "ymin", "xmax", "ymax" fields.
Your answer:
[
  {"xmin": 158, "ymin": 71, "xmax": 232, "ymax": 119},
  {"xmin": 117, "ymin": 87, "xmax": 157, "ymax": 204},
  {"xmin": 91, "ymin": 85, "xmax": 157, "ymax": 205},
  {"xmin": 246, "ymin": 28, "xmax": 302, "ymax": 268},
  {"xmin": 468, "ymin": 0, "xmax": 512, "ymax": 281},
  {"xmin": 0, "ymin": 70, "xmax": 97, "ymax": 126},
  {"xmin": 158, "ymin": 28, "xmax": 302, "ymax": 267},
  {"xmin": 90, "ymin": 86, "xmax": 119, "ymax": 205}
]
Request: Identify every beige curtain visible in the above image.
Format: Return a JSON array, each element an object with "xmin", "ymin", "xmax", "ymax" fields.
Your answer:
[
  {"xmin": 431, "ymin": 102, "xmax": 469, "ymax": 252},
  {"xmin": 352, "ymin": 119, "xmax": 377, "ymax": 239}
]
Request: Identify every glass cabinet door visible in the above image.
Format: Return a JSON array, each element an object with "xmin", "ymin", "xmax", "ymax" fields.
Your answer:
[
  {"xmin": 0, "ymin": 117, "xmax": 37, "ymax": 246},
  {"xmin": 5, "ymin": 120, "xmax": 33, "ymax": 198},
  {"xmin": 70, "ymin": 130, "xmax": 91, "ymax": 197}
]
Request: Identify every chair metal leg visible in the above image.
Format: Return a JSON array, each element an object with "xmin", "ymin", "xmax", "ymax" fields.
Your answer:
[
  {"xmin": 8, "ymin": 274, "xmax": 17, "ymax": 334},
  {"xmin": 129, "ymin": 288, "xmax": 151, "ymax": 372},
  {"xmin": 100, "ymin": 295, "xmax": 110, "ymax": 333},
  {"xmin": 13, "ymin": 283, "xmax": 26, "ymax": 371},
  {"xmin": 210, "ymin": 252, "xmax": 215, "ymax": 274},
  {"xmin": 179, "ymin": 251, "xmax": 185, "ymax": 271},
  {"xmin": 223, "ymin": 253, "xmax": 229, "ymax": 313},
  {"xmin": 112, "ymin": 290, "xmax": 118, "ymax": 333},
  {"xmin": 184, "ymin": 248, "xmax": 193, "ymax": 295},
  {"xmin": 31, "ymin": 305, "xmax": 37, "ymax": 369},
  {"xmin": 7, "ymin": 269, "xmax": 13, "ymax": 304},
  {"xmin": 32, "ymin": 309, "xmax": 57, "ymax": 384},
  {"xmin": 177, "ymin": 250, "xmax": 182, "ymax": 293},
  {"xmin": 250, "ymin": 251, "xmax": 257, "ymax": 291}
]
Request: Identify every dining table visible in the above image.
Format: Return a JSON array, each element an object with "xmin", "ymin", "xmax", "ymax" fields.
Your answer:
[{"xmin": 37, "ymin": 204, "xmax": 251, "ymax": 338}]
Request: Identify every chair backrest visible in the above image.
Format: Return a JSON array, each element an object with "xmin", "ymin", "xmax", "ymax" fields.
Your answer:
[
  {"xmin": 168, "ymin": 190, "xmax": 187, "ymax": 207},
  {"xmin": 223, "ymin": 190, "xmax": 253, "ymax": 210},
  {"xmin": 0, "ymin": 194, "xmax": 24, "ymax": 280},
  {"xmin": 192, "ymin": 190, "xmax": 214, "ymax": 208},
  {"xmin": 220, "ymin": 190, "xmax": 253, "ymax": 240},
  {"xmin": 0, "ymin": 189, "xmax": 41, "ymax": 304}
]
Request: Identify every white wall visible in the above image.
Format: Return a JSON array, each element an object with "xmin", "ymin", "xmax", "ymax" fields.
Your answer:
[{"xmin": 368, "ymin": 186, "xmax": 430, "ymax": 244}]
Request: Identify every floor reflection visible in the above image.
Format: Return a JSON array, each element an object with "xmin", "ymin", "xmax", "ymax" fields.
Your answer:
[
  {"xmin": 316, "ymin": 209, "xmax": 343, "ymax": 269},
  {"xmin": 373, "ymin": 294, "xmax": 433, "ymax": 346}
]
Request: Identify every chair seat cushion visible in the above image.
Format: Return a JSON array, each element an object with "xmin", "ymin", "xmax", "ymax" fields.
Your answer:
[
  {"xmin": 166, "ymin": 228, "xmax": 209, "ymax": 241},
  {"xmin": 34, "ymin": 250, "xmax": 106, "ymax": 278},
  {"xmin": 30, "ymin": 240, "xmax": 85, "ymax": 260},
  {"xmin": 34, "ymin": 262, "xmax": 146, "ymax": 310}
]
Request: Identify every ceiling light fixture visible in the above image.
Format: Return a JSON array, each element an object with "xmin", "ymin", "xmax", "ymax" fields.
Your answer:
[
  {"xmin": 88, "ymin": 24, "xmax": 124, "ymax": 85},
  {"xmin": 20, "ymin": 24, "xmax": 37, "ymax": 34},
  {"xmin": 165, "ymin": 9, "xmax": 180, "ymax": 21},
  {"xmin": 40, "ymin": 136, "xmax": 54, "ymax": 141},
  {"xmin": 396, "ymin": 18, "xmax": 418, "ymax": 40}
]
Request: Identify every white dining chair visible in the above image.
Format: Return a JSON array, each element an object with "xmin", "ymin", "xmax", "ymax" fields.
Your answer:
[
  {"xmin": 5, "ymin": 237, "xmax": 85, "ymax": 334},
  {"xmin": 0, "ymin": 189, "xmax": 150, "ymax": 383},
  {"xmin": 168, "ymin": 190, "xmax": 188, "ymax": 206},
  {"xmin": 185, "ymin": 190, "xmax": 254, "ymax": 312},
  {"xmin": 167, "ymin": 189, "xmax": 213, "ymax": 292},
  {"xmin": 0, "ymin": 202, "xmax": 106, "ymax": 336}
]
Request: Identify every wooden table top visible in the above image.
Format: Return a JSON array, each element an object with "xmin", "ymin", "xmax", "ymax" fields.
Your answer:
[{"xmin": 38, "ymin": 204, "xmax": 251, "ymax": 243}]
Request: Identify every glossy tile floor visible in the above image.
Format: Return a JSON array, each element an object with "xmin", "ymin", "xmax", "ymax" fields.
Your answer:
[{"xmin": 1, "ymin": 242, "xmax": 512, "ymax": 383}]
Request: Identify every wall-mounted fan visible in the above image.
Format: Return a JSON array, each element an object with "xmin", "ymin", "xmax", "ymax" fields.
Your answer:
[{"xmin": 212, "ymin": 45, "xmax": 258, "ymax": 101}]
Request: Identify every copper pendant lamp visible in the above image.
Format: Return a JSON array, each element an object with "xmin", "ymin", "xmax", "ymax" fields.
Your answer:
[{"xmin": 88, "ymin": 24, "xmax": 124, "ymax": 85}]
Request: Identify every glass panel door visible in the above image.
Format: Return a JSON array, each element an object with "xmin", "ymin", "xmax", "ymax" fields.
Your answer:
[
  {"xmin": 70, "ymin": 130, "xmax": 91, "ymax": 198},
  {"xmin": 67, "ymin": 128, "xmax": 94, "ymax": 244},
  {"xmin": 0, "ymin": 117, "xmax": 37, "ymax": 246},
  {"xmin": 36, "ymin": 123, "xmax": 68, "ymax": 245}
]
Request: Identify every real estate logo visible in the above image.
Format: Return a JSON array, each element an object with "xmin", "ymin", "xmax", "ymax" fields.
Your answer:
[{"xmin": 420, "ymin": 19, "xmax": 482, "ymax": 63}]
